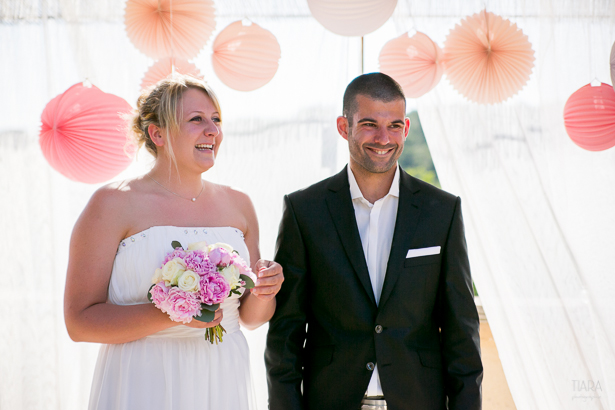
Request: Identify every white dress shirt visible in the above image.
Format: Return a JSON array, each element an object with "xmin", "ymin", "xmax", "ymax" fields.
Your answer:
[{"xmin": 348, "ymin": 165, "xmax": 400, "ymax": 397}]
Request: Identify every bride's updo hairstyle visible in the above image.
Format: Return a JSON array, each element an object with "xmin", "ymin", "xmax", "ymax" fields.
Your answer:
[{"xmin": 131, "ymin": 74, "xmax": 222, "ymax": 165}]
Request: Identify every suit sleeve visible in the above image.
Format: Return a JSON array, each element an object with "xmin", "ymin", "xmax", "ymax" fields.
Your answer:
[
  {"xmin": 266, "ymin": 195, "xmax": 308, "ymax": 410},
  {"xmin": 439, "ymin": 197, "xmax": 483, "ymax": 410}
]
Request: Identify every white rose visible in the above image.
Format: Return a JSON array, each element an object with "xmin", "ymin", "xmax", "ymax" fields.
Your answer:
[
  {"xmin": 177, "ymin": 270, "xmax": 200, "ymax": 293},
  {"xmin": 152, "ymin": 268, "xmax": 163, "ymax": 284},
  {"xmin": 162, "ymin": 257, "xmax": 187, "ymax": 286},
  {"xmin": 187, "ymin": 241, "xmax": 209, "ymax": 251},
  {"xmin": 208, "ymin": 242, "xmax": 234, "ymax": 253},
  {"xmin": 221, "ymin": 264, "xmax": 241, "ymax": 290}
]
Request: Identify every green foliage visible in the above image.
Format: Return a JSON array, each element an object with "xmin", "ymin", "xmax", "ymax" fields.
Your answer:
[
  {"xmin": 147, "ymin": 284, "xmax": 155, "ymax": 302},
  {"xmin": 399, "ymin": 111, "xmax": 441, "ymax": 188},
  {"xmin": 240, "ymin": 274, "xmax": 255, "ymax": 289},
  {"xmin": 195, "ymin": 309, "xmax": 215, "ymax": 322},
  {"xmin": 201, "ymin": 303, "xmax": 219, "ymax": 312}
]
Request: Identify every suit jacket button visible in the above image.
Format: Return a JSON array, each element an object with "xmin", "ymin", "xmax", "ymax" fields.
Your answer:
[
  {"xmin": 366, "ymin": 362, "xmax": 375, "ymax": 371},
  {"xmin": 375, "ymin": 325, "xmax": 383, "ymax": 334}
]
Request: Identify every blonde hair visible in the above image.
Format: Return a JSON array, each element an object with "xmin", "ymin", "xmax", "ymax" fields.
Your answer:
[{"xmin": 130, "ymin": 74, "xmax": 222, "ymax": 166}]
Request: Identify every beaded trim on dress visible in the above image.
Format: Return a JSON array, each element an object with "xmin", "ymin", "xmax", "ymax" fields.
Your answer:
[{"xmin": 117, "ymin": 226, "xmax": 245, "ymax": 254}]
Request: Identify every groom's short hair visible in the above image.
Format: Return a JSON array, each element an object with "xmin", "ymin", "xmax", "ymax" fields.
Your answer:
[{"xmin": 343, "ymin": 73, "xmax": 406, "ymax": 126}]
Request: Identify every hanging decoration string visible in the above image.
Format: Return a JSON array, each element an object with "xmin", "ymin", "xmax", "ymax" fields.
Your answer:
[
  {"xmin": 361, "ymin": 36, "xmax": 364, "ymax": 74},
  {"xmin": 170, "ymin": 0, "xmax": 175, "ymax": 74}
]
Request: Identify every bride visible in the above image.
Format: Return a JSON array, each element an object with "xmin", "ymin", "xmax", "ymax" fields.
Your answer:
[{"xmin": 63, "ymin": 74, "xmax": 284, "ymax": 410}]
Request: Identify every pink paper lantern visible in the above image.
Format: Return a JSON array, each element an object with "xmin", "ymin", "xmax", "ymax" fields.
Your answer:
[
  {"xmin": 307, "ymin": 0, "xmax": 397, "ymax": 37},
  {"xmin": 124, "ymin": 0, "xmax": 215, "ymax": 60},
  {"xmin": 141, "ymin": 58, "xmax": 203, "ymax": 91},
  {"xmin": 39, "ymin": 83, "xmax": 135, "ymax": 183},
  {"xmin": 379, "ymin": 31, "xmax": 444, "ymax": 98},
  {"xmin": 564, "ymin": 83, "xmax": 615, "ymax": 151},
  {"xmin": 212, "ymin": 21, "xmax": 281, "ymax": 92},
  {"xmin": 443, "ymin": 10, "xmax": 535, "ymax": 104}
]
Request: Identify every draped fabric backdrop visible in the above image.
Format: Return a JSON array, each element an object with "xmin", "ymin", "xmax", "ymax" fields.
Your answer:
[{"xmin": 1, "ymin": 1, "xmax": 614, "ymax": 410}]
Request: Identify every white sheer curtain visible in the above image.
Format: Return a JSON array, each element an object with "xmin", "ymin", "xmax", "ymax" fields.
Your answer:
[
  {"xmin": 1, "ymin": 1, "xmax": 615, "ymax": 410},
  {"xmin": 403, "ymin": 3, "xmax": 615, "ymax": 410}
]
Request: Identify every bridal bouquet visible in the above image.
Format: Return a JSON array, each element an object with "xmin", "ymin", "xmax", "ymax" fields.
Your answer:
[{"xmin": 148, "ymin": 240, "xmax": 256, "ymax": 344}]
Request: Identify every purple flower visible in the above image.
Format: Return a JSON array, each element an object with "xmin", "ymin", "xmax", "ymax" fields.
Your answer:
[
  {"xmin": 184, "ymin": 251, "xmax": 216, "ymax": 276},
  {"xmin": 199, "ymin": 273, "xmax": 231, "ymax": 305},
  {"xmin": 199, "ymin": 259, "xmax": 217, "ymax": 276},
  {"xmin": 162, "ymin": 249, "xmax": 187, "ymax": 266},
  {"xmin": 184, "ymin": 250, "xmax": 204, "ymax": 268},
  {"xmin": 164, "ymin": 288, "xmax": 201, "ymax": 323},
  {"xmin": 184, "ymin": 251, "xmax": 204, "ymax": 270}
]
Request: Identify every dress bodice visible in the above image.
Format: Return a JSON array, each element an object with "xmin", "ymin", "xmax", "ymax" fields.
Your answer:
[{"xmin": 109, "ymin": 226, "xmax": 250, "ymax": 337}]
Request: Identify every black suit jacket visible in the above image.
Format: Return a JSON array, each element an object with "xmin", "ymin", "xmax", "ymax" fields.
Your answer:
[{"xmin": 266, "ymin": 166, "xmax": 482, "ymax": 410}]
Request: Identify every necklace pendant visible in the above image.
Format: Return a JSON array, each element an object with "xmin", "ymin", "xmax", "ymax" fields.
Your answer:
[{"xmin": 191, "ymin": 198, "xmax": 196, "ymax": 202}]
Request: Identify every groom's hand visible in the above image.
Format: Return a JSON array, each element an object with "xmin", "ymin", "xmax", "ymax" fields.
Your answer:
[{"xmin": 251, "ymin": 260, "xmax": 284, "ymax": 302}]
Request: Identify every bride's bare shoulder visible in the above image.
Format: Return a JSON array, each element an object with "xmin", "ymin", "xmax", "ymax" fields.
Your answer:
[
  {"xmin": 80, "ymin": 177, "xmax": 150, "ymax": 228},
  {"xmin": 207, "ymin": 181, "xmax": 253, "ymax": 207},
  {"xmin": 209, "ymin": 182, "xmax": 257, "ymax": 231},
  {"xmin": 90, "ymin": 177, "xmax": 147, "ymax": 205}
]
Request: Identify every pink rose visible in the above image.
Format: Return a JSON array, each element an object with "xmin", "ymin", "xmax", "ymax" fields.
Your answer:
[
  {"xmin": 207, "ymin": 248, "xmax": 222, "ymax": 265},
  {"xmin": 165, "ymin": 288, "xmax": 201, "ymax": 323},
  {"xmin": 229, "ymin": 254, "xmax": 255, "ymax": 282},
  {"xmin": 199, "ymin": 273, "xmax": 231, "ymax": 305},
  {"xmin": 208, "ymin": 247, "xmax": 231, "ymax": 267},
  {"xmin": 233, "ymin": 258, "xmax": 251, "ymax": 275},
  {"xmin": 150, "ymin": 282, "xmax": 170, "ymax": 308}
]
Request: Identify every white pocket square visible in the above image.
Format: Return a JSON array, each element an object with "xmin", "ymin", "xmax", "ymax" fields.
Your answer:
[{"xmin": 406, "ymin": 246, "xmax": 441, "ymax": 258}]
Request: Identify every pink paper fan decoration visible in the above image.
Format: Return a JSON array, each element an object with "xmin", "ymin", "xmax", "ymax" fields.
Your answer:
[
  {"xmin": 610, "ymin": 41, "xmax": 615, "ymax": 92},
  {"xmin": 379, "ymin": 31, "xmax": 444, "ymax": 98},
  {"xmin": 564, "ymin": 83, "xmax": 615, "ymax": 151},
  {"xmin": 443, "ymin": 10, "xmax": 535, "ymax": 104},
  {"xmin": 39, "ymin": 83, "xmax": 135, "ymax": 183},
  {"xmin": 124, "ymin": 0, "xmax": 215, "ymax": 60},
  {"xmin": 212, "ymin": 21, "xmax": 281, "ymax": 92},
  {"xmin": 141, "ymin": 58, "xmax": 203, "ymax": 90},
  {"xmin": 307, "ymin": 0, "xmax": 397, "ymax": 37}
]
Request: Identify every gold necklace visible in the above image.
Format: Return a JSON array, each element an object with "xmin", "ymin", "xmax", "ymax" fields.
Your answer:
[{"xmin": 147, "ymin": 174, "xmax": 204, "ymax": 202}]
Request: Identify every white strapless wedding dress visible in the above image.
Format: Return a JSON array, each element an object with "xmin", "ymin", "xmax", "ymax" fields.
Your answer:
[{"xmin": 88, "ymin": 226, "xmax": 256, "ymax": 410}]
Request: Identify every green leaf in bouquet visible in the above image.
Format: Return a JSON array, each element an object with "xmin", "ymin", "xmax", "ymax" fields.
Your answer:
[
  {"xmin": 200, "ymin": 303, "xmax": 219, "ymax": 312},
  {"xmin": 147, "ymin": 284, "xmax": 156, "ymax": 302},
  {"xmin": 240, "ymin": 274, "xmax": 255, "ymax": 289},
  {"xmin": 232, "ymin": 250, "xmax": 239, "ymax": 255},
  {"xmin": 171, "ymin": 240, "xmax": 183, "ymax": 250},
  {"xmin": 194, "ymin": 309, "xmax": 215, "ymax": 323}
]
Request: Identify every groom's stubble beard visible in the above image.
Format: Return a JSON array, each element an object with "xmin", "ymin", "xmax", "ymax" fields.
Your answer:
[{"xmin": 347, "ymin": 127, "xmax": 403, "ymax": 175}]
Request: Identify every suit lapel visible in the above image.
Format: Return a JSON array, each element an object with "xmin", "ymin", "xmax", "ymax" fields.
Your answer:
[
  {"xmin": 379, "ymin": 168, "xmax": 422, "ymax": 309},
  {"xmin": 325, "ymin": 167, "xmax": 377, "ymax": 306}
]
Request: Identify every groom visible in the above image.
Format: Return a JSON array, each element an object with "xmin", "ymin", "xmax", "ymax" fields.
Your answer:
[{"xmin": 266, "ymin": 73, "xmax": 482, "ymax": 410}]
